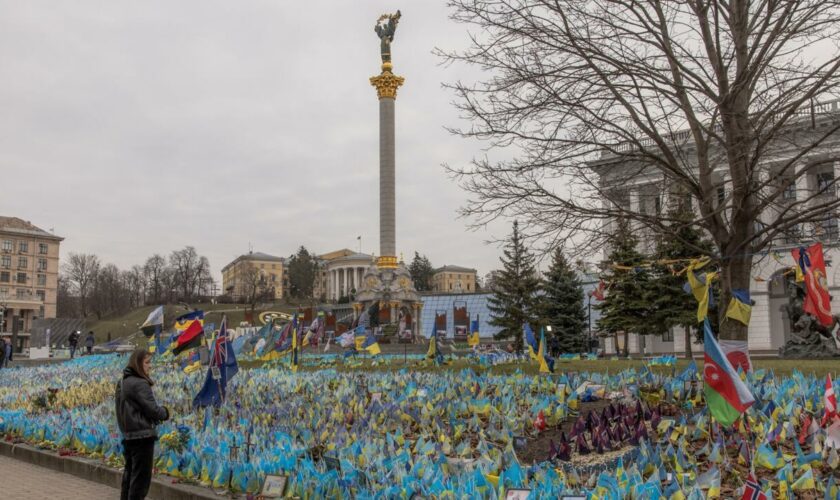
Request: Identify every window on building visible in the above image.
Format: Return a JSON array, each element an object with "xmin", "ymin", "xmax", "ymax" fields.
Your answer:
[
  {"xmin": 467, "ymin": 283, "xmax": 471, "ymax": 291},
  {"xmin": 39, "ymin": 243, "xmax": 48, "ymax": 254},
  {"xmin": 1, "ymin": 256, "xmax": 9, "ymax": 268},
  {"xmin": 2, "ymin": 240, "xmax": 12, "ymax": 252},
  {"xmin": 16, "ymin": 288, "xmax": 27, "ymax": 299},
  {"xmin": 18, "ymin": 257, "xmax": 27, "ymax": 269},
  {"xmin": 449, "ymin": 283, "xmax": 452, "ymax": 291},
  {"xmin": 18, "ymin": 241, "xmax": 28, "ymax": 253},
  {"xmin": 816, "ymin": 218, "xmax": 839, "ymax": 241},
  {"xmin": 663, "ymin": 329, "xmax": 674, "ymax": 342},
  {"xmin": 37, "ymin": 274, "xmax": 46, "ymax": 286},
  {"xmin": 816, "ymin": 170, "xmax": 835, "ymax": 194},
  {"xmin": 37, "ymin": 258, "xmax": 47, "ymax": 271},
  {"xmin": 36, "ymin": 290, "xmax": 45, "ymax": 302},
  {"xmin": 783, "ymin": 224, "xmax": 802, "ymax": 245},
  {"xmin": 781, "ymin": 180, "xmax": 796, "ymax": 201},
  {"xmin": 17, "ymin": 272, "xmax": 26, "ymax": 284},
  {"xmin": 0, "ymin": 272, "xmax": 8, "ymax": 283},
  {"xmin": 716, "ymin": 185, "xmax": 726, "ymax": 206}
]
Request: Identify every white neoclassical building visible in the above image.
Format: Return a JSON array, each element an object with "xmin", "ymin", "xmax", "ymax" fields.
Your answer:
[
  {"xmin": 317, "ymin": 249, "xmax": 377, "ymax": 302},
  {"xmin": 589, "ymin": 99, "xmax": 840, "ymax": 357}
]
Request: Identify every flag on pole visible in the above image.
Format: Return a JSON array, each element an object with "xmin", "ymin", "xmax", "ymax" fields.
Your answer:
[
  {"xmin": 170, "ymin": 310, "xmax": 205, "ymax": 356},
  {"xmin": 703, "ymin": 319, "xmax": 755, "ymax": 426},
  {"xmin": 741, "ymin": 473, "xmax": 767, "ymax": 500},
  {"xmin": 291, "ymin": 324, "xmax": 299, "ymax": 372},
  {"xmin": 468, "ymin": 316, "xmax": 480, "ymax": 347},
  {"xmin": 523, "ymin": 323, "xmax": 538, "ymax": 358},
  {"xmin": 140, "ymin": 306, "xmax": 164, "ymax": 338},
  {"xmin": 792, "ymin": 243, "xmax": 833, "ymax": 326},
  {"xmin": 589, "ymin": 280, "xmax": 606, "ymax": 301},
  {"xmin": 537, "ymin": 328, "xmax": 552, "ymax": 374},
  {"xmin": 193, "ymin": 315, "xmax": 238, "ymax": 408},
  {"xmin": 823, "ymin": 373, "xmax": 838, "ymax": 427},
  {"xmin": 362, "ymin": 329, "xmax": 381, "ymax": 356}
]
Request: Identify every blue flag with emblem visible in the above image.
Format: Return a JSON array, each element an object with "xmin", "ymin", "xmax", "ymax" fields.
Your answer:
[{"xmin": 193, "ymin": 315, "xmax": 238, "ymax": 408}]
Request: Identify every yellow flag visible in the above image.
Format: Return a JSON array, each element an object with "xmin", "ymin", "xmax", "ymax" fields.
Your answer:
[
  {"xmin": 686, "ymin": 261, "xmax": 717, "ymax": 323},
  {"xmin": 725, "ymin": 297, "xmax": 752, "ymax": 325}
]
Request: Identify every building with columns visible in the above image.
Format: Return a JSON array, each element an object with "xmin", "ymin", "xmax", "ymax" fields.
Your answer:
[
  {"xmin": 588, "ymin": 99, "xmax": 840, "ymax": 357},
  {"xmin": 316, "ymin": 249, "xmax": 376, "ymax": 302},
  {"xmin": 0, "ymin": 217, "xmax": 63, "ymax": 351}
]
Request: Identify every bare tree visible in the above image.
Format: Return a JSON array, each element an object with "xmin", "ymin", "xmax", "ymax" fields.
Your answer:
[
  {"xmin": 441, "ymin": 0, "xmax": 840, "ymax": 340},
  {"xmin": 240, "ymin": 262, "xmax": 270, "ymax": 316},
  {"xmin": 62, "ymin": 253, "xmax": 101, "ymax": 318},
  {"xmin": 143, "ymin": 254, "xmax": 168, "ymax": 304}
]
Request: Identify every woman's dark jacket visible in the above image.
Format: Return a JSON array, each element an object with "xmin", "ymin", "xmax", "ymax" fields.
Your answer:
[{"xmin": 115, "ymin": 367, "xmax": 169, "ymax": 440}]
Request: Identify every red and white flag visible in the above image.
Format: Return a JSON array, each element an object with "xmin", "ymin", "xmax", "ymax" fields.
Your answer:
[
  {"xmin": 589, "ymin": 280, "xmax": 606, "ymax": 301},
  {"xmin": 823, "ymin": 373, "xmax": 838, "ymax": 427},
  {"xmin": 719, "ymin": 339, "xmax": 752, "ymax": 373},
  {"xmin": 534, "ymin": 410, "xmax": 547, "ymax": 432},
  {"xmin": 741, "ymin": 473, "xmax": 767, "ymax": 500}
]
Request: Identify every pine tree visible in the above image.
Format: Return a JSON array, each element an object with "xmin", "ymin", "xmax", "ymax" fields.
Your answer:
[
  {"xmin": 488, "ymin": 221, "xmax": 541, "ymax": 351},
  {"xmin": 537, "ymin": 248, "xmax": 587, "ymax": 354},
  {"xmin": 596, "ymin": 218, "xmax": 656, "ymax": 356},
  {"xmin": 408, "ymin": 252, "xmax": 435, "ymax": 291},
  {"xmin": 287, "ymin": 246, "xmax": 319, "ymax": 299},
  {"xmin": 650, "ymin": 203, "xmax": 714, "ymax": 358}
]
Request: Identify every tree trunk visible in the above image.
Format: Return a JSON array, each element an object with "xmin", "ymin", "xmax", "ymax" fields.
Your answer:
[
  {"xmin": 718, "ymin": 254, "xmax": 753, "ymax": 341},
  {"xmin": 613, "ymin": 332, "xmax": 620, "ymax": 356},
  {"xmin": 622, "ymin": 330, "xmax": 630, "ymax": 358},
  {"xmin": 684, "ymin": 325, "xmax": 693, "ymax": 359}
]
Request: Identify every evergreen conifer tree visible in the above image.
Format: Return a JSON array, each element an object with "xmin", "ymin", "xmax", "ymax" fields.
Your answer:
[
  {"xmin": 488, "ymin": 221, "xmax": 540, "ymax": 351},
  {"xmin": 596, "ymin": 218, "xmax": 655, "ymax": 356},
  {"xmin": 537, "ymin": 248, "xmax": 587, "ymax": 354},
  {"xmin": 650, "ymin": 202, "xmax": 714, "ymax": 358},
  {"xmin": 409, "ymin": 252, "xmax": 435, "ymax": 292}
]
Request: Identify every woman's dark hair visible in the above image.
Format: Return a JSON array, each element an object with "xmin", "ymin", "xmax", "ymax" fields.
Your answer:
[{"xmin": 126, "ymin": 348, "xmax": 153, "ymax": 385}]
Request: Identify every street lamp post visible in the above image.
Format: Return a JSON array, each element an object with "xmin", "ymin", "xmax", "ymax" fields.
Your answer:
[{"xmin": 587, "ymin": 294, "xmax": 593, "ymax": 354}]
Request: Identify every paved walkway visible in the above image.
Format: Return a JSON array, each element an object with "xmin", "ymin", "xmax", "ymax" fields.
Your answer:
[{"xmin": 0, "ymin": 454, "xmax": 124, "ymax": 499}]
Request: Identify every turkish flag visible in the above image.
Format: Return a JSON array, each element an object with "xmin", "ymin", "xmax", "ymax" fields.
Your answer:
[{"xmin": 792, "ymin": 243, "xmax": 833, "ymax": 326}]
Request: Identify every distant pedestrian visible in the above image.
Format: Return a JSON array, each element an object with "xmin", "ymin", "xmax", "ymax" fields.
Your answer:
[
  {"xmin": 85, "ymin": 331, "xmax": 95, "ymax": 355},
  {"xmin": 115, "ymin": 349, "xmax": 169, "ymax": 500},
  {"xmin": 68, "ymin": 330, "xmax": 80, "ymax": 359},
  {"xmin": 3, "ymin": 337, "xmax": 11, "ymax": 368}
]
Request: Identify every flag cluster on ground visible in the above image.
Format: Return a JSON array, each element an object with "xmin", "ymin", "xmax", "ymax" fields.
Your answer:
[{"xmin": 1, "ymin": 354, "xmax": 839, "ymax": 497}]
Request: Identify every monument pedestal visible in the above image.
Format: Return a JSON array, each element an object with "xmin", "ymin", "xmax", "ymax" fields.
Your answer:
[{"xmin": 355, "ymin": 259, "xmax": 422, "ymax": 340}]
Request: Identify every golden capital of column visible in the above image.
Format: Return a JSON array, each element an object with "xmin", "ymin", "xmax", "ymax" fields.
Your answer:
[
  {"xmin": 376, "ymin": 255, "xmax": 398, "ymax": 269},
  {"xmin": 370, "ymin": 65, "xmax": 405, "ymax": 99}
]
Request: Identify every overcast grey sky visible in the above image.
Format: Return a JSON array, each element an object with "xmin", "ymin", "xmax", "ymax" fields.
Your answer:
[{"xmin": 0, "ymin": 1, "xmax": 513, "ymax": 282}]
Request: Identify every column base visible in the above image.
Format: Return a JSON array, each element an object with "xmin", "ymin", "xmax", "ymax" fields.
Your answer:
[{"xmin": 377, "ymin": 256, "xmax": 398, "ymax": 269}]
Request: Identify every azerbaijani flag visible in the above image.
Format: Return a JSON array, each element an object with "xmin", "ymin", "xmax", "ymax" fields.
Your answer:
[
  {"xmin": 171, "ymin": 310, "xmax": 205, "ymax": 356},
  {"xmin": 703, "ymin": 319, "xmax": 755, "ymax": 426}
]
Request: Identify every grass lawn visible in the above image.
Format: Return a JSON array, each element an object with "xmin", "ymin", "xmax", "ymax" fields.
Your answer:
[
  {"xmin": 85, "ymin": 303, "xmax": 297, "ymax": 343},
  {"xmin": 242, "ymin": 353, "xmax": 840, "ymax": 378}
]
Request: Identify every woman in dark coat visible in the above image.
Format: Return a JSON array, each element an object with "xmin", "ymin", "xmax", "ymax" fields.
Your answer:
[{"xmin": 115, "ymin": 349, "xmax": 169, "ymax": 500}]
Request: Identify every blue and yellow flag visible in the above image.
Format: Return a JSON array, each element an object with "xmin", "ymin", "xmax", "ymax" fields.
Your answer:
[
  {"xmin": 468, "ymin": 317, "xmax": 480, "ymax": 347},
  {"xmin": 290, "ymin": 325, "xmax": 299, "ymax": 372},
  {"xmin": 362, "ymin": 329, "xmax": 381, "ymax": 356},
  {"xmin": 354, "ymin": 325, "xmax": 367, "ymax": 351},
  {"xmin": 725, "ymin": 289, "xmax": 752, "ymax": 325},
  {"xmin": 537, "ymin": 328, "xmax": 551, "ymax": 374},
  {"xmin": 686, "ymin": 259, "xmax": 716, "ymax": 323}
]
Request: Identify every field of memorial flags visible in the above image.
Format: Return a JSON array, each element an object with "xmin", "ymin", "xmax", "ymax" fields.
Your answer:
[{"xmin": 2, "ymin": 340, "xmax": 840, "ymax": 498}]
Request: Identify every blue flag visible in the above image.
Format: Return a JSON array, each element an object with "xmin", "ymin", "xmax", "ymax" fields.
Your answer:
[{"xmin": 193, "ymin": 315, "xmax": 239, "ymax": 408}]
